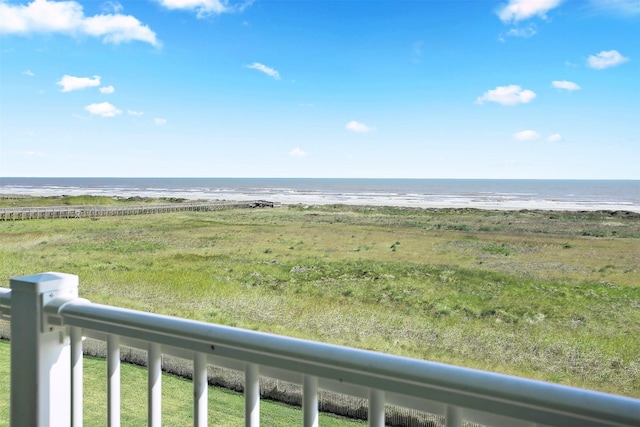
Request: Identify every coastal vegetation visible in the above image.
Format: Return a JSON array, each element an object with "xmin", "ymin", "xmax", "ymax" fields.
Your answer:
[
  {"xmin": 1, "ymin": 197, "xmax": 639, "ymax": 399},
  {"xmin": 0, "ymin": 195, "xmax": 189, "ymax": 207}
]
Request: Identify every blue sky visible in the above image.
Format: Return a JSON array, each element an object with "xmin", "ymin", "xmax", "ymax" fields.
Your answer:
[{"xmin": 1, "ymin": 0, "xmax": 638, "ymax": 179}]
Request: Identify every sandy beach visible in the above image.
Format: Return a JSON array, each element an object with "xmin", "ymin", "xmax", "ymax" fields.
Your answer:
[
  {"xmin": 230, "ymin": 193, "xmax": 640, "ymax": 212},
  {"xmin": 3, "ymin": 190, "xmax": 640, "ymax": 213},
  {"xmin": 3, "ymin": 192, "xmax": 640, "ymax": 213}
]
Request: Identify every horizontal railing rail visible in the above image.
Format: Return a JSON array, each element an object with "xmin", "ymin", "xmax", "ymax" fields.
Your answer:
[{"xmin": 1, "ymin": 273, "xmax": 639, "ymax": 427}]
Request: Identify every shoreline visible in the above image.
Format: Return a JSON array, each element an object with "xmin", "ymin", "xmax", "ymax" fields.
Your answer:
[
  {"xmin": 2, "ymin": 192, "xmax": 640, "ymax": 213},
  {"xmin": 2, "ymin": 178, "xmax": 639, "ymax": 212},
  {"xmin": 275, "ymin": 197, "xmax": 640, "ymax": 213}
]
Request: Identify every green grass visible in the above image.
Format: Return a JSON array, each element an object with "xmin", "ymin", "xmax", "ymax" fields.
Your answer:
[
  {"xmin": 0, "ymin": 340, "xmax": 362, "ymax": 426},
  {"xmin": 1, "ymin": 202, "xmax": 639, "ymax": 397}
]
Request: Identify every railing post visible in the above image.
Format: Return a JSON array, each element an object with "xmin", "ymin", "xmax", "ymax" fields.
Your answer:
[
  {"xmin": 303, "ymin": 375, "xmax": 318, "ymax": 427},
  {"xmin": 70, "ymin": 326, "xmax": 84, "ymax": 427},
  {"xmin": 193, "ymin": 352, "xmax": 208, "ymax": 427},
  {"xmin": 368, "ymin": 389, "xmax": 385, "ymax": 427},
  {"xmin": 148, "ymin": 343, "xmax": 162, "ymax": 427},
  {"xmin": 10, "ymin": 272, "xmax": 78, "ymax": 427},
  {"xmin": 245, "ymin": 363, "xmax": 260, "ymax": 427},
  {"xmin": 107, "ymin": 335, "xmax": 121, "ymax": 427},
  {"xmin": 446, "ymin": 405, "xmax": 463, "ymax": 427}
]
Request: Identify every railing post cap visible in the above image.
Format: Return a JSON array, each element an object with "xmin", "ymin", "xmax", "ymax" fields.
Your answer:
[{"xmin": 10, "ymin": 272, "xmax": 78, "ymax": 293}]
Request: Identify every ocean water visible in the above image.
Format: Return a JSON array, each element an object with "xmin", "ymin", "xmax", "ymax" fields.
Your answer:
[{"xmin": 1, "ymin": 177, "xmax": 639, "ymax": 212}]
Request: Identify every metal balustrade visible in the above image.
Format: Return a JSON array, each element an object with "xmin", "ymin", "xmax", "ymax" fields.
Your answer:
[{"xmin": 0, "ymin": 272, "xmax": 639, "ymax": 427}]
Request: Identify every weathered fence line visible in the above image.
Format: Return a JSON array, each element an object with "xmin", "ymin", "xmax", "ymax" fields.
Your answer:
[{"xmin": 0, "ymin": 200, "xmax": 275, "ymax": 221}]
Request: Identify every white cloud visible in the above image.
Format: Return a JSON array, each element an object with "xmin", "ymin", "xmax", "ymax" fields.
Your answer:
[
  {"xmin": 547, "ymin": 133, "xmax": 562, "ymax": 142},
  {"xmin": 552, "ymin": 80, "xmax": 580, "ymax": 91},
  {"xmin": 128, "ymin": 109, "xmax": 144, "ymax": 116},
  {"xmin": 85, "ymin": 102, "xmax": 122, "ymax": 117},
  {"xmin": 246, "ymin": 62, "xmax": 280, "ymax": 80},
  {"xmin": 476, "ymin": 85, "xmax": 536, "ymax": 106},
  {"xmin": 57, "ymin": 75, "xmax": 101, "ymax": 92},
  {"xmin": 23, "ymin": 69, "xmax": 35, "ymax": 76},
  {"xmin": 506, "ymin": 24, "xmax": 537, "ymax": 38},
  {"xmin": 82, "ymin": 14, "xmax": 160, "ymax": 46},
  {"xmin": 102, "ymin": 1, "xmax": 123, "ymax": 14},
  {"xmin": 589, "ymin": 0, "xmax": 640, "ymax": 15},
  {"xmin": 0, "ymin": 0, "xmax": 159, "ymax": 47},
  {"xmin": 289, "ymin": 148, "xmax": 308, "ymax": 158},
  {"xmin": 24, "ymin": 150, "xmax": 45, "ymax": 157},
  {"xmin": 345, "ymin": 121, "xmax": 375, "ymax": 133},
  {"xmin": 513, "ymin": 130, "xmax": 541, "ymax": 141},
  {"xmin": 99, "ymin": 85, "xmax": 115, "ymax": 94},
  {"xmin": 0, "ymin": 0, "xmax": 83, "ymax": 33},
  {"xmin": 158, "ymin": 0, "xmax": 226, "ymax": 13},
  {"xmin": 156, "ymin": 0, "xmax": 251, "ymax": 17},
  {"xmin": 497, "ymin": 0, "xmax": 563, "ymax": 23},
  {"xmin": 587, "ymin": 50, "xmax": 629, "ymax": 69},
  {"xmin": 154, "ymin": 118, "xmax": 167, "ymax": 125}
]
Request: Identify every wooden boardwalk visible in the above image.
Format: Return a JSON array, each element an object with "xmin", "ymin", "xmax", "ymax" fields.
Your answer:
[{"xmin": 0, "ymin": 200, "xmax": 275, "ymax": 221}]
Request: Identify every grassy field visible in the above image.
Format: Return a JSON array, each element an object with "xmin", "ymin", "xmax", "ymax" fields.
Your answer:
[{"xmin": 1, "ymin": 198, "xmax": 639, "ymax": 397}]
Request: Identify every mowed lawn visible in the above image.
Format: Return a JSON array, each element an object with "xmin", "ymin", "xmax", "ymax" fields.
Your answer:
[
  {"xmin": 0, "ymin": 340, "xmax": 363, "ymax": 426},
  {"xmin": 1, "ymin": 201, "xmax": 639, "ymax": 397}
]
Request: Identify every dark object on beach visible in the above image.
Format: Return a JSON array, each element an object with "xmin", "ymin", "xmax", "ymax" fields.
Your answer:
[{"xmin": 250, "ymin": 200, "xmax": 275, "ymax": 208}]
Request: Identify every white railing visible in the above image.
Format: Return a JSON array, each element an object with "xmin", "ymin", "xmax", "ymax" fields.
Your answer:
[{"xmin": 0, "ymin": 272, "xmax": 639, "ymax": 427}]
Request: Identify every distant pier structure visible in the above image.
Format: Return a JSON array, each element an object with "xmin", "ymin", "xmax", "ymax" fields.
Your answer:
[{"xmin": 0, "ymin": 200, "xmax": 276, "ymax": 221}]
